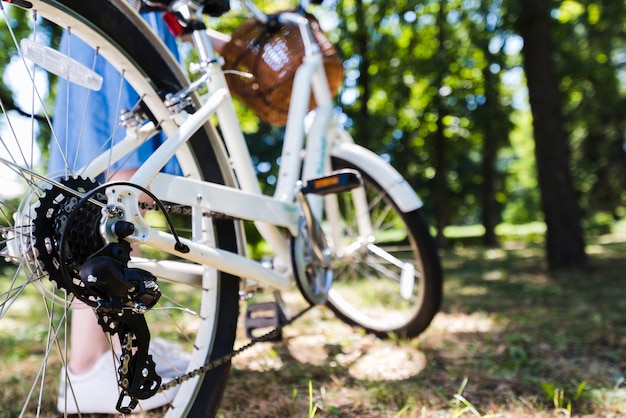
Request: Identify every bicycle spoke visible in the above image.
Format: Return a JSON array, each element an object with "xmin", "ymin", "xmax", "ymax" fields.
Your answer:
[
  {"xmin": 325, "ymin": 158, "xmax": 441, "ymax": 336},
  {"xmin": 0, "ymin": 262, "xmax": 34, "ymax": 318},
  {"xmin": 20, "ymin": 292, "xmax": 68, "ymax": 413}
]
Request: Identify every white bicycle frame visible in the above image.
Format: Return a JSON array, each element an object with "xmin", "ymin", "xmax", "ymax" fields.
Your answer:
[{"xmin": 78, "ymin": 9, "xmax": 423, "ymax": 293}]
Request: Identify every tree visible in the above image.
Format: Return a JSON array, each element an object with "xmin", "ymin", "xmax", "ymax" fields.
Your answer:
[
  {"xmin": 552, "ymin": 0, "xmax": 626, "ymax": 221},
  {"xmin": 0, "ymin": 6, "xmax": 61, "ymax": 164},
  {"xmin": 516, "ymin": 0, "xmax": 587, "ymax": 268}
]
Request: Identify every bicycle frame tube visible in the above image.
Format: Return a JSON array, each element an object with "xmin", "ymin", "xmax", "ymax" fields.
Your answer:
[
  {"xmin": 76, "ymin": 121, "xmax": 159, "ymax": 179},
  {"xmin": 150, "ymin": 173, "xmax": 301, "ymax": 236},
  {"xmin": 132, "ymin": 88, "xmax": 230, "ymax": 187},
  {"xmin": 263, "ymin": 65, "xmax": 333, "ymax": 228},
  {"xmin": 128, "ymin": 229, "xmax": 292, "ymax": 290},
  {"xmin": 301, "ymin": 55, "xmax": 334, "ymax": 217}
]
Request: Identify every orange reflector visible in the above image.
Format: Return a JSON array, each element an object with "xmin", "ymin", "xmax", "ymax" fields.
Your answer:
[{"xmin": 313, "ymin": 177, "xmax": 340, "ymax": 189}]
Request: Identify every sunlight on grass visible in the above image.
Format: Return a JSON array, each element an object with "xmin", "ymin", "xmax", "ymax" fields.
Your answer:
[
  {"xmin": 444, "ymin": 222, "xmax": 547, "ymax": 240},
  {"xmin": 430, "ymin": 312, "xmax": 504, "ymax": 334},
  {"xmin": 590, "ymin": 385, "xmax": 626, "ymax": 415},
  {"xmin": 611, "ymin": 218, "xmax": 626, "ymax": 236},
  {"xmin": 346, "ymin": 342, "xmax": 426, "ymax": 381}
]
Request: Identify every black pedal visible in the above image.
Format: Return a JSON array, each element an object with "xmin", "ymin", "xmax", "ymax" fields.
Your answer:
[
  {"xmin": 300, "ymin": 169, "xmax": 362, "ymax": 196},
  {"xmin": 245, "ymin": 301, "xmax": 285, "ymax": 341}
]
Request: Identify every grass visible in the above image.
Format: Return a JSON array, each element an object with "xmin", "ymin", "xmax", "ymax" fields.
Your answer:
[
  {"xmin": 219, "ymin": 229, "xmax": 626, "ymax": 417},
  {"xmin": 2, "ymin": 226, "xmax": 626, "ymax": 417}
]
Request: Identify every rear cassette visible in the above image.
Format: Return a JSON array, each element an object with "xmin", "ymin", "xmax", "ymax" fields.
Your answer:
[{"xmin": 32, "ymin": 177, "xmax": 106, "ymax": 294}]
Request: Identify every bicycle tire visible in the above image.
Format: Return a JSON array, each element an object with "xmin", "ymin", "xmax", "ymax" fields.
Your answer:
[
  {"xmin": 325, "ymin": 157, "xmax": 442, "ymax": 338},
  {"xmin": 0, "ymin": 1, "xmax": 238, "ymax": 416}
]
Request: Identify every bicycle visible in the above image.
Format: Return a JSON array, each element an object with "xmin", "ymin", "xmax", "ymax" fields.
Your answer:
[{"xmin": 0, "ymin": 0, "xmax": 442, "ymax": 416}]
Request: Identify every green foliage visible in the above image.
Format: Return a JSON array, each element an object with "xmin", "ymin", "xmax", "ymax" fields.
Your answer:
[
  {"xmin": 500, "ymin": 110, "xmax": 540, "ymax": 224},
  {"xmin": 308, "ymin": 380, "xmax": 318, "ymax": 418},
  {"xmin": 329, "ymin": 0, "xmax": 522, "ymax": 225},
  {"xmin": 1, "ymin": 0, "xmax": 623, "ymax": 251},
  {"xmin": 550, "ymin": 0, "xmax": 626, "ymax": 220},
  {"xmin": 540, "ymin": 381, "xmax": 588, "ymax": 414},
  {"xmin": 2, "ymin": 6, "xmax": 62, "ymax": 152},
  {"xmin": 449, "ymin": 377, "xmax": 499, "ymax": 417},
  {"xmin": 213, "ymin": 0, "xmax": 623, "ymax": 242}
]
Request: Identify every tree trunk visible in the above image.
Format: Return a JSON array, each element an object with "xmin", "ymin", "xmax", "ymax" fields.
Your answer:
[
  {"xmin": 481, "ymin": 65, "xmax": 500, "ymax": 247},
  {"xmin": 518, "ymin": 0, "xmax": 587, "ymax": 269}
]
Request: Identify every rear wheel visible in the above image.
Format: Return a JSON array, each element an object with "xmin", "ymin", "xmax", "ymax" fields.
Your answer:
[
  {"xmin": 0, "ymin": 1, "xmax": 238, "ymax": 416},
  {"xmin": 325, "ymin": 157, "xmax": 442, "ymax": 338}
]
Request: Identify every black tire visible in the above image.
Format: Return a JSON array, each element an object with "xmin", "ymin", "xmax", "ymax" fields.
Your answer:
[
  {"xmin": 0, "ymin": 1, "xmax": 238, "ymax": 416},
  {"xmin": 325, "ymin": 157, "xmax": 442, "ymax": 338}
]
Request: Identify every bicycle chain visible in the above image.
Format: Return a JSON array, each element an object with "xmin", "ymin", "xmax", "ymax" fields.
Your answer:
[
  {"xmin": 138, "ymin": 201, "xmax": 316, "ymax": 394},
  {"xmin": 158, "ymin": 304, "xmax": 315, "ymax": 393},
  {"xmin": 138, "ymin": 201, "xmax": 233, "ymax": 219}
]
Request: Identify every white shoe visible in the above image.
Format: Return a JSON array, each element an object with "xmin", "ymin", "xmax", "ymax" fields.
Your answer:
[
  {"xmin": 150, "ymin": 337, "xmax": 191, "ymax": 377},
  {"xmin": 57, "ymin": 338, "xmax": 191, "ymax": 414}
]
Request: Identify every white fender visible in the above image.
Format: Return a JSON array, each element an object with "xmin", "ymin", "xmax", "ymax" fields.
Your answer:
[{"xmin": 331, "ymin": 141, "xmax": 424, "ymax": 213}]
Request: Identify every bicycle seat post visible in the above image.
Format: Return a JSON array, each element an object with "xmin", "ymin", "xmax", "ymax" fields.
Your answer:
[
  {"xmin": 192, "ymin": 24, "xmax": 218, "ymax": 66},
  {"xmin": 165, "ymin": 1, "xmax": 218, "ymax": 67}
]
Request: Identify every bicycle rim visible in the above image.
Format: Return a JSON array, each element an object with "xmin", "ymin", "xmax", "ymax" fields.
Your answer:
[
  {"xmin": 325, "ymin": 157, "xmax": 442, "ymax": 338},
  {"xmin": 0, "ymin": 1, "xmax": 238, "ymax": 416}
]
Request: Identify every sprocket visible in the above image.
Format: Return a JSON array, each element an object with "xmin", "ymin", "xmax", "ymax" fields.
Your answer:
[{"xmin": 32, "ymin": 177, "xmax": 107, "ymax": 293}]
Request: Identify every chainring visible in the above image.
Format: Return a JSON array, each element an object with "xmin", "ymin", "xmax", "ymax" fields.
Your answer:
[
  {"xmin": 290, "ymin": 216, "xmax": 333, "ymax": 305},
  {"xmin": 32, "ymin": 177, "xmax": 107, "ymax": 294}
]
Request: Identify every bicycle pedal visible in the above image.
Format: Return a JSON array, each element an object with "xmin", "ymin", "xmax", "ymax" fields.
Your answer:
[
  {"xmin": 300, "ymin": 169, "xmax": 362, "ymax": 196},
  {"xmin": 244, "ymin": 301, "xmax": 285, "ymax": 341}
]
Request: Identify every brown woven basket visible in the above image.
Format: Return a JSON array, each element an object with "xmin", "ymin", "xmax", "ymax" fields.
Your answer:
[{"xmin": 221, "ymin": 11, "xmax": 344, "ymax": 126}]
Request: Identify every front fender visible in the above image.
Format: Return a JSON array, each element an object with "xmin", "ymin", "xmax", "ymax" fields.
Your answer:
[{"xmin": 331, "ymin": 142, "xmax": 423, "ymax": 213}]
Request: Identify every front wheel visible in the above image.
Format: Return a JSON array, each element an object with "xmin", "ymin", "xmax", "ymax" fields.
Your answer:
[{"xmin": 324, "ymin": 157, "xmax": 442, "ymax": 338}]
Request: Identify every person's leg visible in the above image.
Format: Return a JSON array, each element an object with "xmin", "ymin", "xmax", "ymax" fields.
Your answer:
[{"xmin": 68, "ymin": 303, "xmax": 110, "ymax": 374}]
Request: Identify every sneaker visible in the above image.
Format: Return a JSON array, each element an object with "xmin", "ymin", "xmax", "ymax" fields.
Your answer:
[
  {"xmin": 150, "ymin": 337, "xmax": 191, "ymax": 377},
  {"xmin": 57, "ymin": 338, "xmax": 191, "ymax": 414}
]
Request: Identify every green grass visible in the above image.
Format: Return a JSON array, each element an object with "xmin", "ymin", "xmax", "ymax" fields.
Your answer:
[
  {"xmin": 443, "ymin": 221, "xmax": 547, "ymax": 239},
  {"xmin": 220, "ymin": 229, "xmax": 626, "ymax": 417},
  {"xmin": 2, "ymin": 225, "xmax": 626, "ymax": 417}
]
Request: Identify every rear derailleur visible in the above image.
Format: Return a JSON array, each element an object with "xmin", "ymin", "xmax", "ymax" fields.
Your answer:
[{"xmin": 79, "ymin": 232, "xmax": 163, "ymax": 413}]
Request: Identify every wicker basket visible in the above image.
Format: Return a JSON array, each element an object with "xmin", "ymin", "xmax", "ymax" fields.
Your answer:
[{"xmin": 221, "ymin": 11, "xmax": 343, "ymax": 126}]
